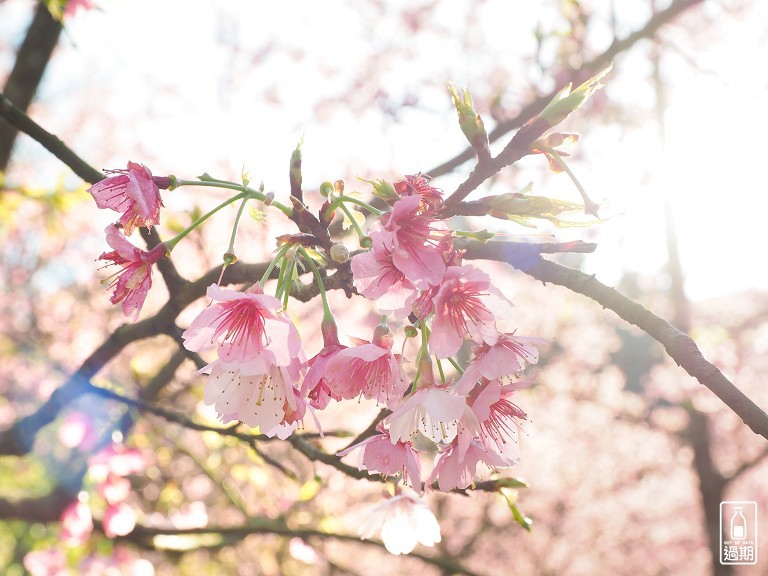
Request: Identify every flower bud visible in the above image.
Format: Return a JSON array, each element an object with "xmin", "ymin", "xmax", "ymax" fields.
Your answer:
[
  {"xmin": 319, "ymin": 182, "xmax": 334, "ymax": 197},
  {"xmin": 329, "ymin": 242, "xmax": 349, "ymax": 263}
]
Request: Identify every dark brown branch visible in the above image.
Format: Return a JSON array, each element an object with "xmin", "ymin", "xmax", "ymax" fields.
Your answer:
[
  {"xmin": 0, "ymin": 1, "xmax": 63, "ymax": 171},
  {"xmin": 119, "ymin": 522, "xmax": 488, "ymax": 576},
  {"xmin": 513, "ymin": 257, "xmax": 768, "ymax": 440}
]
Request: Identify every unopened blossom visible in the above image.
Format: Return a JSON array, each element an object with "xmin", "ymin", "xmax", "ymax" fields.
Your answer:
[
  {"xmin": 301, "ymin": 317, "xmax": 345, "ymax": 409},
  {"xmin": 429, "ymin": 264, "xmax": 513, "ymax": 359},
  {"xmin": 323, "ymin": 323, "xmax": 406, "ymax": 406},
  {"xmin": 393, "ymin": 173, "xmax": 444, "ymax": 212},
  {"xmin": 455, "ymin": 333, "xmax": 545, "ymax": 395},
  {"xmin": 60, "ymin": 499, "xmax": 93, "ymax": 546},
  {"xmin": 103, "ymin": 501, "xmax": 136, "ymax": 538},
  {"xmin": 359, "ymin": 490, "xmax": 441, "ymax": 555},
  {"xmin": 98, "ymin": 224, "xmax": 166, "ymax": 320},
  {"xmin": 338, "ymin": 423, "xmax": 421, "ymax": 488},
  {"xmin": 351, "ymin": 226, "xmax": 418, "ymax": 318},
  {"xmin": 87, "ymin": 162, "xmax": 167, "ymax": 235},
  {"xmin": 183, "ymin": 283, "xmax": 301, "ymax": 367},
  {"xmin": 379, "ymin": 194, "xmax": 449, "ymax": 288}
]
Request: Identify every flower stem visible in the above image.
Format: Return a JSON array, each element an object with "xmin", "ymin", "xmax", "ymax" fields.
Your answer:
[
  {"xmin": 165, "ymin": 191, "xmax": 248, "ymax": 252},
  {"xmin": 259, "ymin": 244, "xmax": 292, "ymax": 288},
  {"xmin": 324, "ymin": 195, "xmax": 383, "ymax": 219},
  {"xmin": 298, "ymin": 247, "xmax": 334, "ymax": 322},
  {"xmin": 173, "ymin": 178, "xmax": 293, "ymax": 217},
  {"xmin": 540, "ymin": 146, "xmax": 600, "ymax": 217}
]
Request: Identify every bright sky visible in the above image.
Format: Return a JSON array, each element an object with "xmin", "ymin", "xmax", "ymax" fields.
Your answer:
[{"xmin": 3, "ymin": 0, "xmax": 768, "ymax": 301}]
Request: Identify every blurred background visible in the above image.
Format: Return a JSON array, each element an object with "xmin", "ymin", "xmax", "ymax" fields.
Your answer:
[{"xmin": 1, "ymin": 0, "xmax": 767, "ymax": 574}]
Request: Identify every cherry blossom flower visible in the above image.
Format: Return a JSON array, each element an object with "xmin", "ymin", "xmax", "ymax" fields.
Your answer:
[
  {"xmin": 64, "ymin": 0, "xmax": 94, "ymax": 18},
  {"xmin": 358, "ymin": 490, "xmax": 441, "ymax": 555},
  {"xmin": 60, "ymin": 499, "xmax": 93, "ymax": 546},
  {"xmin": 393, "ymin": 173, "xmax": 444, "ymax": 212},
  {"xmin": 337, "ymin": 423, "xmax": 422, "ymax": 488},
  {"xmin": 429, "ymin": 264, "xmax": 513, "ymax": 359},
  {"xmin": 103, "ymin": 501, "xmax": 137, "ymax": 538},
  {"xmin": 323, "ymin": 324, "xmax": 406, "ymax": 406},
  {"xmin": 99, "ymin": 474, "xmax": 131, "ymax": 505},
  {"xmin": 468, "ymin": 379, "xmax": 528, "ymax": 465},
  {"xmin": 182, "ymin": 283, "xmax": 302, "ymax": 367},
  {"xmin": 87, "ymin": 162, "xmax": 167, "ymax": 235},
  {"xmin": 201, "ymin": 357, "xmax": 303, "ymax": 436},
  {"xmin": 379, "ymin": 195, "xmax": 449, "ymax": 288},
  {"xmin": 58, "ymin": 412, "xmax": 97, "ymax": 450},
  {"xmin": 386, "ymin": 360, "xmax": 476, "ymax": 445},
  {"xmin": 455, "ymin": 333, "xmax": 546, "ymax": 395},
  {"xmin": 350, "ymin": 226, "xmax": 418, "ymax": 318},
  {"xmin": 426, "ymin": 430, "xmax": 509, "ymax": 491},
  {"xmin": 301, "ymin": 318, "xmax": 345, "ymax": 409},
  {"xmin": 98, "ymin": 224, "xmax": 166, "ymax": 320}
]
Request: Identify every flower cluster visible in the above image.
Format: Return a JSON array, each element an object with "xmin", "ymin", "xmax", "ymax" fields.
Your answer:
[
  {"xmin": 85, "ymin": 164, "xmax": 546, "ymax": 555},
  {"xmin": 87, "ymin": 162, "xmax": 171, "ymax": 319}
]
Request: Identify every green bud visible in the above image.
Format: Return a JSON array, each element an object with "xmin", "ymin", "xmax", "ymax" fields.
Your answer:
[
  {"xmin": 537, "ymin": 64, "xmax": 612, "ymax": 128},
  {"xmin": 448, "ymin": 83, "xmax": 490, "ymax": 159},
  {"xmin": 360, "ymin": 177, "xmax": 399, "ymax": 202},
  {"xmin": 319, "ymin": 181, "xmax": 334, "ymax": 198},
  {"xmin": 329, "ymin": 242, "xmax": 349, "ymax": 264}
]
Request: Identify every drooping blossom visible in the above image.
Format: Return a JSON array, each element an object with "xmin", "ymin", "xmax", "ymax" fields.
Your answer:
[
  {"xmin": 201, "ymin": 357, "xmax": 303, "ymax": 436},
  {"xmin": 60, "ymin": 499, "xmax": 93, "ymax": 546},
  {"xmin": 103, "ymin": 501, "xmax": 137, "ymax": 538},
  {"xmin": 182, "ymin": 283, "xmax": 302, "ymax": 367},
  {"xmin": 87, "ymin": 162, "xmax": 169, "ymax": 235},
  {"xmin": 429, "ymin": 264, "xmax": 513, "ymax": 359},
  {"xmin": 455, "ymin": 333, "xmax": 546, "ymax": 395},
  {"xmin": 467, "ymin": 378, "xmax": 529, "ymax": 465},
  {"xmin": 358, "ymin": 490, "xmax": 441, "ymax": 555},
  {"xmin": 426, "ymin": 429, "xmax": 509, "ymax": 491},
  {"xmin": 379, "ymin": 194, "xmax": 449, "ymax": 288},
  {"xmin": 386, "ymin": 359, "xmax": 476, "ymax": 445},
  {"xmin": 393, "ymin": 173, "xmax": 444, "ymax": 212},
  {"xmin": 98, "ymin": 224, "xmax": 166, "ymax": 320},
  {"xmin": 350, "ymin": 226, "xmax": 418, "ymax": 318},
  {"xmin": 323, "ymin": 323, "xmax": 406, "ymax": 406},
  {"xmin": 337, "ymin": 423, "xmax": 422, "ymax": 488},
  {"xmin": 301, "ymin": 317, "xmax": 345, "ymax": 409}
]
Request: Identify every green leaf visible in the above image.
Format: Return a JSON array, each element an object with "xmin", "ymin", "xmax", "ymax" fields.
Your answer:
[{"xmin": 500, "ymin": 489, "xmax": 533, "ymax": 532}]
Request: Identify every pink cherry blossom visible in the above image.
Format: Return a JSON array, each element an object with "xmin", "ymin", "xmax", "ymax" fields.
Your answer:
[
  {"xmin": 87, "ymin": 162, "xmax": 166, "ymax": 235},
  {"xmin": 64, "ymin": 0, "xmax": 94, "ymax": 18},
  {"xmin": 455, "ymin": 333, "xmax": 546, "ymax": 395},
  {"xmin": 103, "ymin": 502, "xmax": 137, "ymax": 538},
  {"xmin": 358, "ymin": 490, "xmax": 441, "ymax": 555},
  {"xmin": 468, "ymin": 379, "xmax": 528, "ymax": 465},
  {"xmin": 60, "ymin": 499, "xmax": 93, "ymax": 546},
  {"xmin": 350, "ymin": 226, "xmax": 418, "ymax": 318},
  {"xmin": 202, "ymin": 357, "xmax": 302, "ymax": 435},
  {"xmin": 58, "ymin": 412, "xmax": 97, "ymax": 450},
  {"xmin": 426, "ymin": 428, "xmax": 509, "ymax": 491},
  {"xmin": 393, "ymin": 173, "xmax": 444, "ymax": 212},
  {"xmin": 387, "ymin": 384, "xmax": 471, "ymax": 445},
  {"xmin": 337, "ymin": 424, "xmax": 421, "ymax": 488},
  {"xmin": 301, "ymin": 318, "xmax": 345, "ymax": 409},
  {"xmin": 182, "ymin": 283, "xmax": 301, "ymax": 367},
  {"xmin": 379, "ymin": 195, "xmax": 449, "ymax": 288},
  {"xmin": 323, "ymin": 324, "xmax": 406, "ymax": 406},
  {"xmin": 429, "ymin": 264, "xmax": 511, "ymax": 359},
  {"xmin": 98, "ymin": 224, "xmax": 166, "ymax": 320}
]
